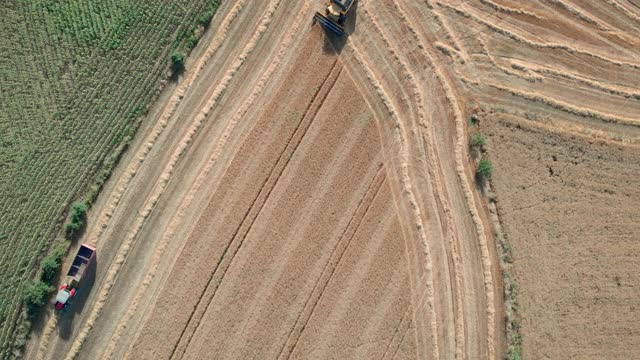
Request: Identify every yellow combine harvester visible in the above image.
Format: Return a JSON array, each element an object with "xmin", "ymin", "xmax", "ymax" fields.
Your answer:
[{"xmin": 313, "ymin": 0, "xmax": 355, "ymax": 36}]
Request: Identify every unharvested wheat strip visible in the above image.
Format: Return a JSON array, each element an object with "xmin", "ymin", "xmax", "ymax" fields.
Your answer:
[
  {"xmin": 102, "ymin": 4, "xmax": 310, "ymax": 358},
  {"xmin": 393, "ymin": 1, "xmax": 498, "ymax": 358},
  {"xmin": 347, "ymin": 35, "xmax": 441, "ymax": 360},
  {"xmin": 438, "ymin": 1, "xmax": 640, "ymax": 70},
  {"xmin": 363, "ymin": 2, "xmax": 465, "ymax": 357},
  {"xmin": 63, "ymin": 2, "xmax": 284, "ymax": 359}
]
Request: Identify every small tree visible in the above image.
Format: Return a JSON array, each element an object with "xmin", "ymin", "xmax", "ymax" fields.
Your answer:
[
  {"xmin": 171, "ymin": 51, "xmax": 186, "ymax": 74},
  {"xmin": 24, "ymin": 281, "xmax": 52, "ymax": 316},
  {"xmin": 477, "ymin": 158, "xmax": 493, "ymax": 180},
  {"xmin": 197, "ymin": 12, "xmax": 213, "ymax": 27},
  {"xmin": 469, "ymin": 114, "xmax": 479, "ymax": 126},
  {"xmin": 65, "ymin": 201, "xmax": 88, "ymax": 240},
  {"xmin": 70, "ymin": 201, "xmax": 87, "ymax": 224},
  {"xmin": 471, "ymin": 133, "xmax": 486, "ymax": 148},
  {"xmin": 40, "ymin": 246, "xmax": 65, "ymax": 285}
]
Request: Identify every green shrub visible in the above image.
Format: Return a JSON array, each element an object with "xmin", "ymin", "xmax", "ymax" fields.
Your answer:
[
  {"xmin": 477, "ymin": 158, "xmax": 492, "ymax": 179},
  {"xmin": 469, "ymin": 113, "xmax": 479, "ymax": 126},
  {"xmin": 65, "ymin": 201, "xmax": 88, "ymax": 239},
  {"xmin": 471, "ymin": 133, "xmax": 486, "ymax": 147},
  {"xmin": 197, "ymin": 12, "xmax": 213, "ymax": 27},
  {"xmin": 24, "ymin": 281, "xmax": 52, "ymax": 316},
  {"xmin": 508, "ymin": 334, "xmax": 522, "ymax": 360},
  {"xmin": 197, "ymin": 0, "xmax": 221, "ymax": 27},
  {"xmin": 65, "ymin": 222, "xmax": 81, "ymax": 238},
  {"xmin": 40, "ymin": 246, "xmax": 65, "ymax": 285},
  {"xmin": 70, "ymin": 201, "xmax": 87, "ymax": 223},
  {"xmin": 170, "ymin": 51, "xmax": 186, "ymax": 73},
  {"xmin": 185, "ymin": 34, "xmax": 198, "ymax": 50}
]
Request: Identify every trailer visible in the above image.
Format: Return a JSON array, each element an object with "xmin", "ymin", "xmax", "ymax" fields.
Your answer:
[{"xmin": 54, "ymin": 244, "xmax": 95, "ymax": 310}]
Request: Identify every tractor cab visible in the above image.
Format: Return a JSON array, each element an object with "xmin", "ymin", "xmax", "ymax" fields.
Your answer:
[{"xmin": 54, "ymin": 283, "xmax": 76, "ymax": 310}]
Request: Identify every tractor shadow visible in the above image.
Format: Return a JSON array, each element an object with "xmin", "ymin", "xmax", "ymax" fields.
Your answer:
[
  {"xmin": 57, "ymin": 257, "xmax": 96, "ymax": 340},
  {"xmin": 321, "ymin": 0, "xmax": 358, "ymax": 55}
]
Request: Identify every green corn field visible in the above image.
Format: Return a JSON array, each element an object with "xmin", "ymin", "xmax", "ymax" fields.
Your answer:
[{"xmin": 0, "ymin": 0, "xmax": 220, "ymax": 356}]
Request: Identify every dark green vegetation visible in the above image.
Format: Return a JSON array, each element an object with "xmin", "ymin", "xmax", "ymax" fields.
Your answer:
[
  {"xmin": 171, "ymin": 51, "xmax": 187, "ymax": 74},
  {"xmin": 23, "ymin": 282, "xmax": 52, "ymax": 318},
  {"xmin": 477, "ymin": 158, "xmax": 493, "ymax": 180},
  {"xmin": 64, "ymin": 201, "xmax": 88, "ymax": 239},
  {"xmin": 0, "ymin": 0, "xmax": 221, "ymax": 356},
  {"xmin": 471, "ymin": 132, "xmax": 486, "ymax": 148},
  {"xmin": 39, "ymin": 245, "xmax": 65, "ymax": 285}
]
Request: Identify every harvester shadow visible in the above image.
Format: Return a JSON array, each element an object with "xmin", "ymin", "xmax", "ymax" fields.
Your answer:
[
  {"xmin": 321, "ymin": 0, "xmax": 358, "ymax": 55},
  {"xmin": 58, "ymin": 257, "xmax": 96, "ymax": 340}
]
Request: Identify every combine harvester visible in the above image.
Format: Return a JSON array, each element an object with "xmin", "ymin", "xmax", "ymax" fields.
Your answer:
[
  {"xmin": 313, "ymin": 0, "xmax": 355, "ymax": 36},
  {"xmin": 54, "ymin": 244, "xmax": 95, "ymax": 311}
]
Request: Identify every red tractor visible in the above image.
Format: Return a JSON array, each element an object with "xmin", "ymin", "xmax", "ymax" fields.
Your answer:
[{"xmin": 54, "ymin": 244, "xmax": 95, "ymax": 311}]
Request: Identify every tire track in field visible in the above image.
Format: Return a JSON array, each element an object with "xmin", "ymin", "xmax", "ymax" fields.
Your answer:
[
  {"xmin": 604, "ymin": 0, "xmax": 640, "ymax": 23},
  {"xmin": 339, "ymin": 50, "xmax": 429, "ymax": 360},
  {"xmin": 381, "ymin": 302, "xmax": 413, "ymax": 360},
  {"xmin": 344, "ymin": 20, "xmax": 434, "ymax": 360},
  {"xmin": 58, "ymin": 1, "xmax": 283, "ymax": 358},
  {"xmin": 477, "ymin": 37, "xmax": 542, "ymax": 83},
  {"xmin": 479, "ymin": 0, "xmax": 542, "ymax": 18},
  {"xmin": 345, "ymin": 36, "xmax": 440, "ymax": 360},
  {"xmin": 303, "ymin": 202, "xmax": 399, "ymax": 358},
  {"xmin": 508, "ymin": 57, "xmax": 640, "ymax": 100},
  {"xmin": 363, "ymin": 2, "xmax": 469, "ymax": 357},
  {"xmin": 438, "ymin": 1, "xmax": 640, "ymax": 70},
  {"xmin": 351, "ymin": 250, "xmax": 413, "ymax": 359},
  {"xmin": 33, "ymin": 3, "xmax": 252, "ymax": 359},
  {"xmin": 276, "ymin": 165, "xmax": 386, "ymax": 359},
  {"xmin": 380, "ymin": 272, "xmax": 437, "ymax": 360},
  {"xmin": 466, "ymin": 0, "xmax": 639, "ymax": 59},
  {"xmin": 193, "ymin": 87, "xmax": 381, "ymax": 358},
  {"xmin": 101, "ymin": 4, "xmax": 312, "ymax": 358},
  {"xmin": 462, "ymin": 75, "xmax": 640, "ymax": 127},
  {"xmin": 391, "ymin": 1, "xmax": 499, "ymax": 358},
  {"xmin": 168, "ymin": 58, "xmax": 342, "ymax": 360},
  {"xmin": 544, "ymin": 0, "xmax": 612, "ymax": 31}
]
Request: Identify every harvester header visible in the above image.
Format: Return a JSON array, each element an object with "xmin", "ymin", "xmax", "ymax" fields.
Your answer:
[{"xmin": 313, "ymin": 0, "xmax": 355, "ymax": 36}]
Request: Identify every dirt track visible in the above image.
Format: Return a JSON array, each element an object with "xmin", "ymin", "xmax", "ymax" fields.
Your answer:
[{"xmin": 26, "ymin": 0, "xmax": 640, "ymax": 359}]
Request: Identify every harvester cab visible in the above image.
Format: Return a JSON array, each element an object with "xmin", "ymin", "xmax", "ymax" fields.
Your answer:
[{"xmin": 313, "ymin": 0, "xmax": 355, "ymax": 36}]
